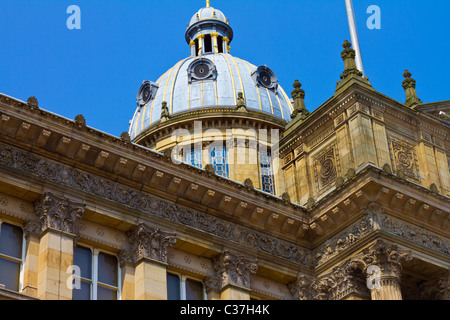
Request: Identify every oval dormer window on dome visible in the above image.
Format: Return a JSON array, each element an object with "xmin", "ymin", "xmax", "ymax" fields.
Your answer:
[
  {"xmin": 252, "ymin": 66, "xmax": 279, "ymax": 94},
  {"xmin": 187, "ymin": 58, "xmax": 217, "ymax": 83},
  {"xmin": 136, "ymin": 80, "xmax": 159, "ymax": 109}
]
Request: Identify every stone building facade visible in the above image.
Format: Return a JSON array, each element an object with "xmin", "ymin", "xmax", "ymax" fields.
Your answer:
[{"xmin": 0, "ymin": 2, "xmax": 448, "ymax": 300}]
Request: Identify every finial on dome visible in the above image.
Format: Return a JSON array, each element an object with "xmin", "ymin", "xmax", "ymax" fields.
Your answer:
[{"xmin": 206, "ymin": 0, "xmax": 210, "ymax": 8}]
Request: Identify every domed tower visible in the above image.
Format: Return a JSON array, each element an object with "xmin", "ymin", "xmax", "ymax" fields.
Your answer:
[{"xmin": 129, "ymin": 1, "xmax": 293, "ymax": 196}]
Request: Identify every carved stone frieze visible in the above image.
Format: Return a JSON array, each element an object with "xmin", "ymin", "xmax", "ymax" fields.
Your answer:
[
  {"xmin": 313, "ymin": 212, "xmax": 377, "ymax": 266},
  {"xmin": 122, "ymin": 223, "xmax": 176, "ymax": 265},
  {"xmin": 0, "ymin": 143, "xmax": 311, "ymax": 266},
  {"xmin": 33, "ymin": 192, "xmax": 85, "ymax": 236},
  {"xmin": 379, "ymin": 214, "xmax": 449, "ymax": 255}
]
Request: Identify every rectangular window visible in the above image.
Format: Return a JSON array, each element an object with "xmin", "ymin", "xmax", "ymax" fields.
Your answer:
[
  {"xmin": 210, "ymin": 146, "xmax": 229, "ymax": 178},
  {"xmin": 73, "ymin": 246, "xmax": 120, "ymax": 300},
  {"xmin": 167, "ymin": 273, "xmax": 204, "ymax": 300},
  {"xmin": 260, "ymin": 151, "xmax": 276, "ymax": 195},
  {"xmin": 0, "ymin": 222, "xmax": 24, "ymax": 292},
  {"xmin": 185, "ymin": 145, "xmax": 203, "ymax": 169}
]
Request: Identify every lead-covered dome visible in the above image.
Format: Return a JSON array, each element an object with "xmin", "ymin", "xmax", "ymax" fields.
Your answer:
[{"xmin": 129, "ymin": 2, "xmax": 293, "ymax": 140}]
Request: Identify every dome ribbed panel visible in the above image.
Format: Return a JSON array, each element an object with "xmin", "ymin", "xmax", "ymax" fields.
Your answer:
[{"xmin": 129, "ymin": 53, "xmax": 293, "ymax": 140}]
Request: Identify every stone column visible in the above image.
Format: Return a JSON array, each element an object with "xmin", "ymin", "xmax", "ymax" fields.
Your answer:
[
  {"xmin": 350, "ymin": 240, "xmax": 412, "ymax": 300},
  {"xmin": 33, "ymin": 192, "xmax": 85, "ymax": 300},
  {"xmin": 121, "ymin": 223, "xmax": 176, "ymax": 300},
  {"xmin": 205, "ymin": 250, "xmax": 258, "ymax": 300}
]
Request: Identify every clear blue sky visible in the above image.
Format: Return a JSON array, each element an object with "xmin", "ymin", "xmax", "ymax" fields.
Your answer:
[{"xmin": 1, "ymin": 0, "xmax": 449, "ymax": 137}]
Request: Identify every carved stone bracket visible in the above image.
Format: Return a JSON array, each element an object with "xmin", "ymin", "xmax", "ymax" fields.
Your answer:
[
  {"xmin": 33, "ymin": 192, "xmax": 85, "ymax": 237},
  {"xmin": 205, "ymin": 250, "xmax": 258, "ymax": 292},
  {"xmin": 120, "ymin": 222, "xmax": 176, "ymax": 266}
]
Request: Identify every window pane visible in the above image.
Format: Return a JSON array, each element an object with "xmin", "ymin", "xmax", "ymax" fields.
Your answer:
[
  {"xmin": 0, "ymin": 223, "xmax": 23, "ymax": 259},
  {"xmin": 0, "ymin": 256, "xmax": 20, "ymax": 291},
  {"xmin": 186, "ymin": 147, "xmax": 202, "ymax": 169},
  {"xmin": 210, "ymin": 146, "xmax": 229, "ymax": 178},
  {"xmin": 98, "ymin": 252, "xmax": 118, "ymax": 287},
  {"xmin": 97, "ymin": 285, "xmax": 117, "ymax": 300},
  {"xmin": 73, "ymin": 246, "xmax": 92, "ymax": 280},
  {"xmin": 167, "ymin": 273, "xmax": 180, "ymax": 300},
  {"xmin": 72, "ymin": 280, "xmax": 91, "ymax": 300},
  {"xmin": 185, "ymin": 279, "xmax": 203, "ymax": 300},
  {"xmin": 260, "ymin": 152, "xmax": 275, "ymax": 195}
]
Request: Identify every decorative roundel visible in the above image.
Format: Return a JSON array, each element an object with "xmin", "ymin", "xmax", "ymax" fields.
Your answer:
[
  {"xmin": 188, "ymin": 58, "xmax": 217, "ymax": 83},
  {"xmin": 194, "ymin": 63, "xmax": 211, "ymax": 79},
  {"xmin": 136, "ymin": 81, "xmax": 159, "ymax": 108},
  {"xmin": 252, "ymin": 66, "xmax": 278, "ymax": 92},
  {"xmin": 259, "ymin": 70, "xmax": 273, "ymax": 87}
]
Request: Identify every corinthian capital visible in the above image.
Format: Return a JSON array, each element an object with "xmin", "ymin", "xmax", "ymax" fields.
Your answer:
[
  {"xmin": 349, "ymin": 239, "xmax": 413, "ymax": 280},
  {"xmin": 206, "ymin": 250, "xmax": 258, "ymax": 291},
  {"xmin": 33, "ymin": 192, "xmax": 85, "ymax": 236},
  {"xmin": 125, "ymin": 223, "xmax": 176, "ymax": 264}
]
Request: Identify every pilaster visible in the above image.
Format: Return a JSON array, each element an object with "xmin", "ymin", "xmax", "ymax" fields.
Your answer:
[
  {"xmin": 33, "ymin": 192, "xmax": 85, "ymax": 300},
  {"xmin": 205, "ymin": 250, "xmax": 258, "ymax": 301},
  {"xmin": 120, "ymin": 223, "xmax": 176, "ymax": 300}
]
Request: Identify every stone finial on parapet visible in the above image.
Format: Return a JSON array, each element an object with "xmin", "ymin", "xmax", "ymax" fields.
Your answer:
[
  {"xmin": 340, "ymin": 40, "xmax": 363, "ymax": 80},
  {"xmin": 290, "ymin": 80, "xmax": 309, "ymax": 121},
  {"xmin": 402, "ymin": 69, "xmax": 423, "ymax": 108}
]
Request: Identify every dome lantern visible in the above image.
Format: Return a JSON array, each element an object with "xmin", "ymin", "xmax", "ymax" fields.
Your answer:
[{"xmin": 186, "ymin": 1, "xmax": 233, "ymax": 56}]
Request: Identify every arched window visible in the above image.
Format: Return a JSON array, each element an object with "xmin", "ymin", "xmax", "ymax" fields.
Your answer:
[{"xmin": 0, "ymin": 222, "xmax": 24, "ymax": 292}]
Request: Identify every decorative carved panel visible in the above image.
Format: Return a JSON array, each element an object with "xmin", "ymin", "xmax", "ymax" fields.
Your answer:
[
  {"xmin": 388, "ymin": 136, "xmax": 419, "ymax": 181},
  {"xmin": 313, "ymin": 144, "xmax": 341, "ymax": 194}
]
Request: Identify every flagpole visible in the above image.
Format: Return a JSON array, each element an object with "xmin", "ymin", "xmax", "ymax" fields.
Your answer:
[{"xmin": 345, "ymin": 0, "xmax": 365, "ymax": 77}]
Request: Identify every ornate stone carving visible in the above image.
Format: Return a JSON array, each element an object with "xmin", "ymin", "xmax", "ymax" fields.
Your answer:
[
  {"xmin": 314, "ymin": 211, "xmax": 377, "ymax": 266},
  {"xmin": 378, "ymin": 214, "xmax": 449, "ymax": 255},
  {"xmin": 33, "ymin": 192, "xmax": 85, "ymax": 236},
  {"xmin": 349, "ymin": 240, "xmax": 413, "ymax": 281},
  {"xmin": 23, "ymin": 220, "xmax": 41, "ymax": 238},
  {"xmin": 27, "ymin": 96, "xmax": 39, "ymax": 109},
  {"xmin": 289, "ymin": 262, "xmax": 369, "ymax": 300},
  {"xmin": 388, "ymin": 136, "xmax": 419, "ymax": 181},
  {"xmin": 206, "ymin": 251, "xmax": 258, "ymax": 291},
  {"xmin": 0, "ymin": 143, "xmax": 311, "ymax": 266},
  {"xmin": 313, "ymin": 145, "xmax": 341, "ymax": 194},
  {"xmin": 124, "ymin": 223, "xmax": 176, "ymax": 264}
]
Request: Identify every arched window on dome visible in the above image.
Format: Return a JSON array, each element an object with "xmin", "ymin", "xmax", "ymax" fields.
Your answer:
[
  {"xmin": 210, "ymin": 146, "xmax": 229, "ymax": 178},
  {"xmin": 260, "ymin": 150, "xmax": 276, "ymax": 195}
]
